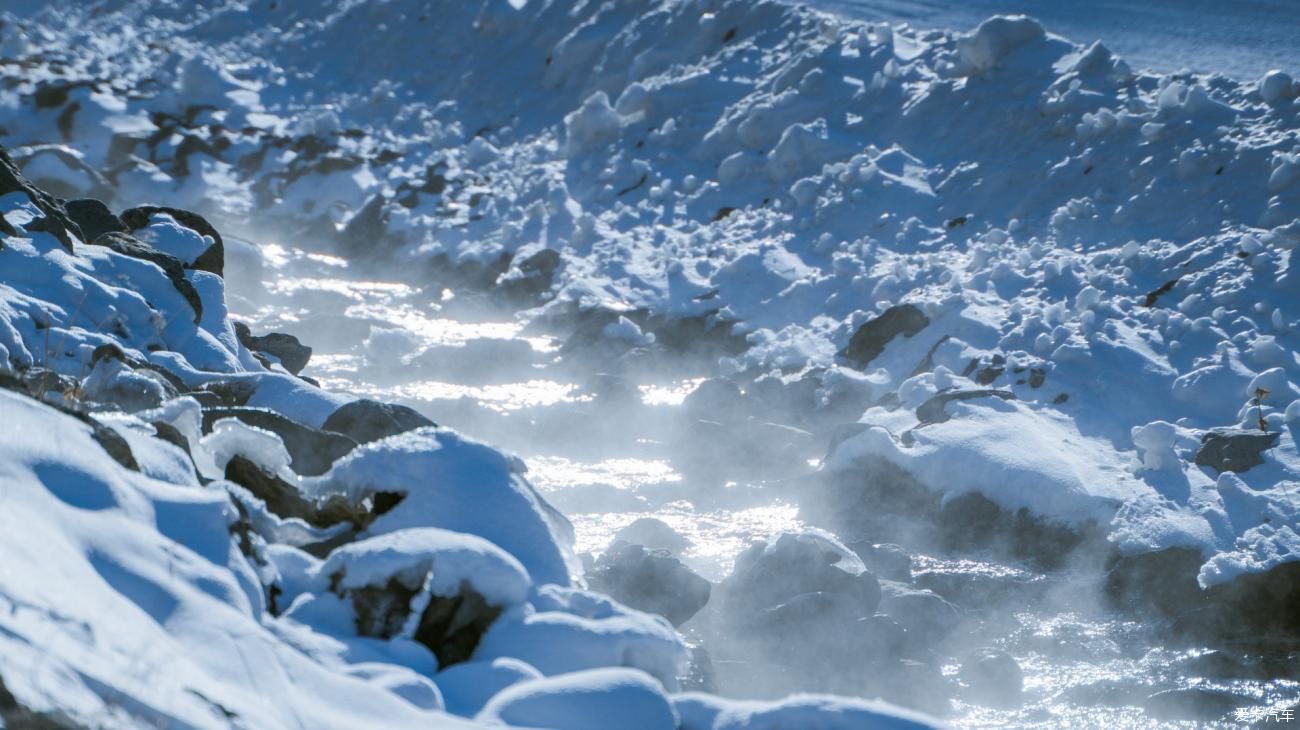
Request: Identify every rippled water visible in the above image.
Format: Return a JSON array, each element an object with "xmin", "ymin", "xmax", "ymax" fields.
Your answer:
[{"xmin": 231, "ymin": 248, "xmax": 1298, "ymax": 727}]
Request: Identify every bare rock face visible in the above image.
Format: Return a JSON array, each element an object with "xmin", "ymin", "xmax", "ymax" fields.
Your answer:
[
  {"xmin": 839, "ymin": 304, "xmax": 929, "ymax": 368},
  {"xmin": 587, "ymin": 541, "xmax": 712, "ymax": 626},
  {"xmin": 202, "ymin": 406, "xmax": 356, "ymax": 476},
  {"xmin": 1194, "ymin": 429, "xmax": 1280, "ymax": 474}
]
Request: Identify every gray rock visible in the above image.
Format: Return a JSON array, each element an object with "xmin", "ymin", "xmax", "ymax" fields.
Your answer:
[
  {"xmin": 588, "ymin": 541, "xmax": 711, "ymax": 626},
  {"xmin": 878, "ymin": 581, "xmax": 961, "ymax": 645},
  {"xmin": 613, "ymin": 517, "xmax": 691, "ymax": 555},
  {"xmin": 0, "ymin": 144, "xmax": 82, "ymax": 252},
  {"xmin": 202, "ymin": 406, "xmax": 358, "ymax": 476},
  {"xmin": 1194, "ymin": 429, "xmax": 1280, "ymax": 474},
  {"xmin": 233, "ymin": 322, "xmax": 313, "ymax": 375},
  {"xmin": 322, "ymin": 399, "xmax": 437, "ymax": 444},
  {"xmin": 839, "ymin": 304, "xmax": 929, "ymax": 367},
  {"xmin": 915, "ymin": 389, "xmax": 1015, "ymax": 426}
]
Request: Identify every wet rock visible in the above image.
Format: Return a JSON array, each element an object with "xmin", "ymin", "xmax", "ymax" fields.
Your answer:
[
  {"xmin": 201, "ymin": 407, "xmax": 358, "ymax": 476},
  {"xmin": 877, "ymin": 581, "xmax": 961, "ymax": 646},
  {"xmin": 90, "ymin": 232, "xmax": 203, "ymax": 325},
  {"xmin": 64, "ymin": 198, "xmax": 126, "ymax": 243},
  {"xmin": 960, "ymin": 648, "xmax": 1023, "ymax": 706},
  {"xmin": 1194, "ymin": 429, "xmax": 1280, "ymax": 474},
  {"xmin": 682, "ymin": 378, "xmax": 747, "ymax": 422},
  {"xmin": 915, "ymin": 389, "xmax": 1015, "ymax": 426},
  {"xmin": 321, "ymin": 399, "xmax": 437, "ymax": 444},
  {"xmin": 120, "ymin": 204, "xmax": 224, "ymax": 276},
  {"xmin": 0, "ymin": 144, "xmax": 82, "ymax": 251},
  {"xmin": 612, "ymin": 517, "xmax": 691, "ymax": 555},
  {"xmin": 233, "ymin": 322, "xmax": 313, "ymax": 375},
  {"xmin": 839, "ymin": 304, "xmax": 929, "ymax": 368},
  {"xmin": 847, "ymin": 542, "xmax": 913, "ymax": 582},
  {"xmin": 1200, "ymin": 561, "xmax": 1300, "ymax": 641},
  {"xmin": 722, "ymin": 533, "xmax": 881, "ymax": 616},
  {"xmin": 1105, "ymin": 547, "xmax": 1207, "ymax": 617},
  {"xmin": 681, "ymin": 646, "xmax": 717, "ymax": 693},
  {"xmin": 587, "ymin": 541, "xmax": 711, "ymax": 626}
]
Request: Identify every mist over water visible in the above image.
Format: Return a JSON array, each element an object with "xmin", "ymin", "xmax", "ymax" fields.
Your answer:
[{"xmin": 228, "ymin": 244, "xmax": 1299, "ymax": 727}]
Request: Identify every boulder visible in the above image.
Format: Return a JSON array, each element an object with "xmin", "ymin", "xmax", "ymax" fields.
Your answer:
[
  {"xmin": 201, "ymin": 406, "xmax": 357, "ymax": 476},
  {"xmin": 322, "ymin": 399, "xmax": 437, "ymax": 444},
  {"xmin": 722, "ymin": 533, "xmax": 881, "ymax": 616},
  {"xmin": 587, "ymin": 541, "xmax": 711, "ymax": 626},
  {"xmin": 120, "ymin": 204, "xmax": 224, "ymax": 276},
  {"xmin": 839, "ymin": 304, "xmax": 929, "ymax": 367},
  {"xmin": 847, "ymin": 542, "xmax": 913, "ymax": 582},
  {"xmin": 233, "ymin": 322, "xmax": 313, "ymax": 375},
  {"xmin": 64, "ymin": 198, "xmax": 126, "ymax": 244},
  {"xmin": 1194, "ymin": 429, "xmax": 1280, "ymax": 473}
]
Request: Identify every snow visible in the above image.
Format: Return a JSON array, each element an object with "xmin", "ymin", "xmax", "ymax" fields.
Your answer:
[
  {"xmin": 0, "ymin": 0, "xmax": 1298, "ymax": 724},
  {"xmin": 315, "ymin": 528, "xmax": 532, "ymax": 608},
  {"xmin": 477, "ymin": 667, "xmax": 678, "ymax": 730},
  {"xmin": 303, "ymin": 428, "xmax": 577, "ymax": 588}
]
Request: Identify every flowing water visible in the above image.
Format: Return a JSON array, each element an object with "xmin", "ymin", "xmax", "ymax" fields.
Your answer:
[{"xmin": 230, "ymin": 246, "xmax": 1299, "ymax": 727}]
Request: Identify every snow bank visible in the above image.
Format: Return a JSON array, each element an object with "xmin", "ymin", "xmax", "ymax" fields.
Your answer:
[
  {"xmin": 477, "ymin": 668, "xmax": 678, "ymax": 730},
  {"xmin": 304, "ymin": 428, "xmax": 576, "ymax": 587}
]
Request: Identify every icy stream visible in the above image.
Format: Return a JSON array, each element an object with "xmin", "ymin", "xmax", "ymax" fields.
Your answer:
[{"xmin": 232, "ymin": 247, "xmax": 1299, "ymax": 728}]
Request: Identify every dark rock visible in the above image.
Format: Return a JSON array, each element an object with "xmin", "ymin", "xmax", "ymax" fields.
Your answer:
[
  {"xmin": 0, "ymin": 145, "xmax": 82, "ymax": 251},
  {"xmin": 337, "ymin": 193, "xmax": 389, "ymax": 255},
  {"xmin": 120, "ymin": 204, "xmax": 225, "ymax": 276},
  {"xmin": 89, "ymin": 417, "xmax": 140, "ymax": 473},
  {"xmin": 848, "ymin": 542, "xmax": 913, "ymax": 582},
  {"xmin": 588, "ymin": 541, "xmax": 712, "ymax": 626},
  {"xmin": 195, "ymin": 378, "xmax": 259, "ymax": 407},
  {"xmin": 232, "ymin": 322, "xmax": 313, "ymax": 375},
  {"xmin": 960, "ymin": 648, "xmax": 1023, "ymax": 706},
  {"xmin": 412, "ymin": 586, "xmax": 503, "ymax": 668},
  {"xmin": 321, "ymin": 399, "xmax": 437, "ymax": 444},
  {"xmin": 64, "ymin": 199, "xmax": 126, "ymax": 244},
  {"xmin": 344, "ymin": 577, "xmax": 501, "ymax": 668},
  {"xmin": 202, "ymin": 407, "xmax": 357, "ymax": 476},
  {"xmin": 1194, "ymin": 429, "xmax": 1280, "ymax": 474},
  {"xmin": 498, "ymin": 248, "xmax": 561, "ymax": 302},
  {"xmin": 839, "ymin": 304, "xmax": 929, "ymax": 367},
  {"xmin": 915, "ymin": 389, "xmax": 1015, "ymax": 426},
  {"xmin": 151, "ymin": 420, "xmax": 192, "ymax": 458},
  {"xmin": 90, "ymin": 232, "xmax": 202, "ymax": 325},
  {"xmin": 1028, "ymin": 367, "xmax": 1046, "ymax": 388},
  {"xmin": 224, "ymin": 455, "xmax": 384, "ymax": 531},
  {"xmin": 1105, "ymin": 547, "xmax": 1206, "ymax": 617}
]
